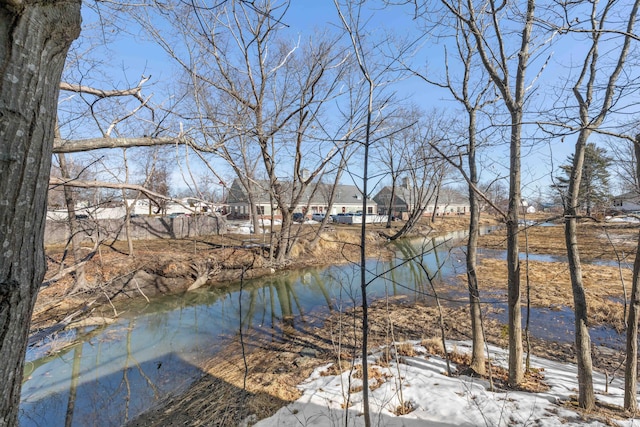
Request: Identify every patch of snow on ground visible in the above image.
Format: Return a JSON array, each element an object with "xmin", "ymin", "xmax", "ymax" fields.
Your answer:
[
  {"xmin": 227, "ymin": 222, "xmax": 254, "ymax": 234},
  {"xmin": 607, "ymin": 216, "xmax": 640, "ymax": 223},
  {"xmin": 255, "ymin": 341, "xmax": 639, "ymax": 427}
]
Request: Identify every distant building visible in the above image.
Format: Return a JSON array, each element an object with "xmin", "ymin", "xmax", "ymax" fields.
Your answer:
[
  {"xmin": 225, "ymin": 179, "xmax": 377, "ymax": 219},
  {"xmin": 611, "ymin": 191, "xmax": 640, "ymax": 213},
  {"xmin": 373, "ymin": 180, "xmax": 470, "ymax": 219},
  {"xmin": 46, "ymin": 197, "xmax": 217, "ymax": 221}
]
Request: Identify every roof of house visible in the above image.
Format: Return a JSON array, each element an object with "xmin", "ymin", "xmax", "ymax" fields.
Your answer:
[{"xmin": 374, "ymin": 185, "xmax": 468, "ymax": 207}]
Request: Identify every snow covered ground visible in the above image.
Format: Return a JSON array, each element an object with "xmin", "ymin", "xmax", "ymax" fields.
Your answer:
[{"xmin": 255, "ymin": 341, "xmax": 639, "ymax": 427}]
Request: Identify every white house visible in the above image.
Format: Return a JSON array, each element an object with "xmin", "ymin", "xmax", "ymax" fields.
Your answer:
[{"xmin": 611, "ymin": 191, "xmax": 640, "ymax": 213}]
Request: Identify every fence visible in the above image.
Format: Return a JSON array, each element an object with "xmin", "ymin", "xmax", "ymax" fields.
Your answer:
[{"xmin": 44, "ymin": 215, "xmax": 227, "ymax": 245}]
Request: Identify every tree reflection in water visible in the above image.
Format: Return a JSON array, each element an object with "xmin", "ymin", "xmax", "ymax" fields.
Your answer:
[{"xmin": 20, "ymin": 233, "xmax": 471, "ymax": 427}]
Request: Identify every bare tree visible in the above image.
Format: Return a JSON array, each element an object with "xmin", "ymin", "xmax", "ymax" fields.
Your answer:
[
  {"xmin": 139, "ymin": 0, "xmax": 353, "ymax": 262},
  {"xmin": 371, "ymin": 109, "xmax": 411, "ymax": 227},
  {"xmin": 625, "ymin": 135, "xmax": 640, "ymax": 412},
  {"xmin": 411, "ymin": 7, "xmax": 500, "ymax": 373},
  {"xmin": 56, "ymin": 152, "xmax": 88, "ymax": 292},
  {"xmin": 333, "ymin": 0, "xmax": 416, "ymax": 423},
  {"xmin": 434, "ymin": 0, "xmax": 540, "ymax": 386},
  {"xmin": 334, "ymin": 1, "xmax": 375, "ymax": 423},
  {"xmin": 547, "ymin": 0, "xmax": 640, "ymax": 409},
  {"xmin": 386, "ymin": 118, "xmax": 451, "ymax": 240},
  {"xmin": 608, "ymin": 136, "xmax": 639, "ymax": 196}
]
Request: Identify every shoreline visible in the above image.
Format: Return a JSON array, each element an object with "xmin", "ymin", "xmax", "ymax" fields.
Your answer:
[{"xmin": 29, "ymin": 214, "xmax": 639, "ymax": 425}]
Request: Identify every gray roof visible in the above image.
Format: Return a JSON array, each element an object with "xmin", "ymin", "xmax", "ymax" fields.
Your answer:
[{"xmin": 374, "ymin": 185, "xmax": 468, "ymax": 207}]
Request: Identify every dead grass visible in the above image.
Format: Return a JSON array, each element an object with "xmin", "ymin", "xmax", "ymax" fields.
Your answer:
[
  {"xmin": 421, "ymin": 337, "xmax": 445, "ymax": 356},
  {"xmin": 393, "ymin": 401, "xmax": 415, "ymax": 416},
  {"xmin": 127, "ymin": 295, "xmax": 624, "ymax": 426},
  {"xmin": 478, "ymin": 221, "xmax": 638, "ymax": 261},
  {"xmin": 395, "ymin": 342, "xmax": 417, "ymax": 357},
  {"xmin": 352, "ymin": 365, "xmax": 390, "ymax": 391},
  {"xmin": 321, "ymin": 359, "xmax": 353, "ymax": 377},
  {"xmin": 471, "ymin": 257, "xmax": 630, "ymax": 330}
]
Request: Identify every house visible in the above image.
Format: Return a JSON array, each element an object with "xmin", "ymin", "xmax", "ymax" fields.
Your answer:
[
  {"xmin": 611, "ymin": 191, "xmax": 640, "ymax": 213},
  {"xmin": 225, "ymin": 178, "xmax": 377, "ymax": 219},
  {"xmin": 374, "ymin": 180, "xmax": 470, "ymax": 219}
]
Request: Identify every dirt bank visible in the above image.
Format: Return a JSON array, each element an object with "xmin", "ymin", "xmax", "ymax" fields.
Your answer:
[{"xmin": 32, "ymin": 216, "xmax": 484, "ymax": 337}]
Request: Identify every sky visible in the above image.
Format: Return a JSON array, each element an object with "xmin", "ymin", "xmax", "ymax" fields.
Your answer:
[
  {"xmin": 68, "ymin": 0, "xmax": 640, "ymax": 202},
  {"xmin": 255, "ymin": 339, "xmax": 636, "ymax": 427}
]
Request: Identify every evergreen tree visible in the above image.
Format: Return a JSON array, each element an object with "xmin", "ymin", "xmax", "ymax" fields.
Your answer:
[{"xmin": 556, "ymin": 143, "xmax": 612, "ymax": 216}]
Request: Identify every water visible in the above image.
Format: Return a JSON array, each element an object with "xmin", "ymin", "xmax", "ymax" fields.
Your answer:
[
  {"xmin": 19, "ymin": 233, "xmax": 469, "ymax": 427},
  {"xmin": 19, "ymin": 226, "xmax": 624, "ymax": 426}
]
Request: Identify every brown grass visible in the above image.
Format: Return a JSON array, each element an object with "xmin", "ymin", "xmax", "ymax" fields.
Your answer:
[
  {"xmin": 421, "ymin": 337, "xmax": 445, "ymax": 356},
  {"xmin": 471, "ymin": 257, "xmax": 630, "ymax": 330},
  {"xmin": 321, "ymin": 359, "xmax": 352, "ymax": 377},
  {"xmin": 478, "ymin": 221, "xmax": 638, "ymax": 261},
  {"xmin": 393, "ymin": 401, "xmax": 415, "ymax": 416},
  {"xmin": 395, "ymin": 342, "xmax": 417, "ymax": 357},
  {"xmin": 351, "ymin": 365, "xmax": 390, "ymax": 391}
]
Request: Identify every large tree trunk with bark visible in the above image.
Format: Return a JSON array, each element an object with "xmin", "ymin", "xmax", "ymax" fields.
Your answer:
[{"xmin": 0, "ymin": 3, "xmax": 81, "ymax": 425}]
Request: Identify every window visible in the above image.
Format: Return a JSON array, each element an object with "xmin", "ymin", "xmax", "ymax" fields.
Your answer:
[
  {"xmin": 367, "ymin": 207, "xmax": 373, "ymax": 214},
  {"xmin": 256, "ymin": 206, "xmax": 265, "ymax": 215}
]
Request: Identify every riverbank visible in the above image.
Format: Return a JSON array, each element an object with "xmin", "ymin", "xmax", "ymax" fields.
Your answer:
[
  {"xmin": 32, "ymin": 215, "xmax": 491, "ymax": 336},
  {"xmin": 126, "ymin": 297, "xmax": 629, "ymax": 426},
  {"xmin": 32, "ymin": 214, "xmax": 640, "ymax": 425},
  {"xmin": 125, "ymin": 215, "xmax": 640, "ymax": 426}
]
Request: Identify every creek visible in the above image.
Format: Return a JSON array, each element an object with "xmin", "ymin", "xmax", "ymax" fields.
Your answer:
[{"xmin": 18, "ymin": 227, "xmax": 622, "ymax": 426}]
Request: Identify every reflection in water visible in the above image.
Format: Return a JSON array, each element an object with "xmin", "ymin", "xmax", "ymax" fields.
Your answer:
[
  {"xmin": 20, "ymin": 226, "xmax": 617, "ymax": 426},
  {"xmin": 21, "ymin": 236, "xmax": 467, "ymax": 426},
  {"xmin": 64, "ymin": 332, "xmax": 82, "ymax": 427}
]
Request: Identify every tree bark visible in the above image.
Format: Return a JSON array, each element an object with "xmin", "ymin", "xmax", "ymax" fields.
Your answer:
[
  {"xmin": 564, "ymin": 130, "xmax": 595, "ymax": 410},
  {"xmin": 53, "ymin": 136, "xmax": 188, "ymax": 153},
  {"xmin": 0, "ymin": 2, "xmax": 81, "ymax": 425},
  {"xmin": 466, "ymin": 111, "xmax": 485, "ymax": 375},
  {"xmin": 506, "ymin": 110, "xmax": 524, "ymax": 386},
  {"xmin": 57, "ymin": 153, "xmax": 87, "ymax": 292},
  {"xmin": 623, "ymin": 137, "xmax": 640, "ymax": 412}
]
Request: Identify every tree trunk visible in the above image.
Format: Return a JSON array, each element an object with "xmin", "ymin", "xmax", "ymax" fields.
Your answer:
[
  {"xmin": 248, "ymin": 191, "xmax": 261, "ymax": 236},
  {"xmin": 507, "ymin": 110, "xmax": 523, "ymax": 386},
  {"xmin": 57, "ymin": 153, "xmax": 87, "ymax": 292},
  {"xmin": 386, "ymin": 177, "xmax": 396, "ymax": 228},
  {"xmin": 623, "ymin": 137, "xmax": 640, "ymax": 412},
  {"xmin": 0, "ymin": 3, "xmax": 81, "ymax": 426},
  {"xmin": 624, "ymin": 225, "xmax": 640, "ymax": 413},
  {"xmin": 466, "ymin": 113, "xmax": 485, "ymax": 375},
  {"xmin": 564, "ymin": 216, "xmax": 595, "ymax": 409},
  {"xmin": 564, "ymin": 131, "xmax": 595, "ymax": 410}
]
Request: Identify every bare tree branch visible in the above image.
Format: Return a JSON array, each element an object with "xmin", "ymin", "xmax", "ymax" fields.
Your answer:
[
  {"xmin": 59, "ymin": 75, "xmax": 150, "ymax": 102},
  {"xmin": 53, "ymin": 136, "xmax": 190, "ymax": 153}
]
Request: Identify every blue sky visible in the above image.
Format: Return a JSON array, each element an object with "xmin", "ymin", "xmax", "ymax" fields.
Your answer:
[{"xmin": 68, "ymin": 0, "xmax": 639, "ymax": 201}]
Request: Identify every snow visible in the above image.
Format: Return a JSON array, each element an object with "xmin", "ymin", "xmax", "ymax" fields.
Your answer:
[{"xmin": 255, "ymin": 341, "xmax": 639, "ymax": 427}]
